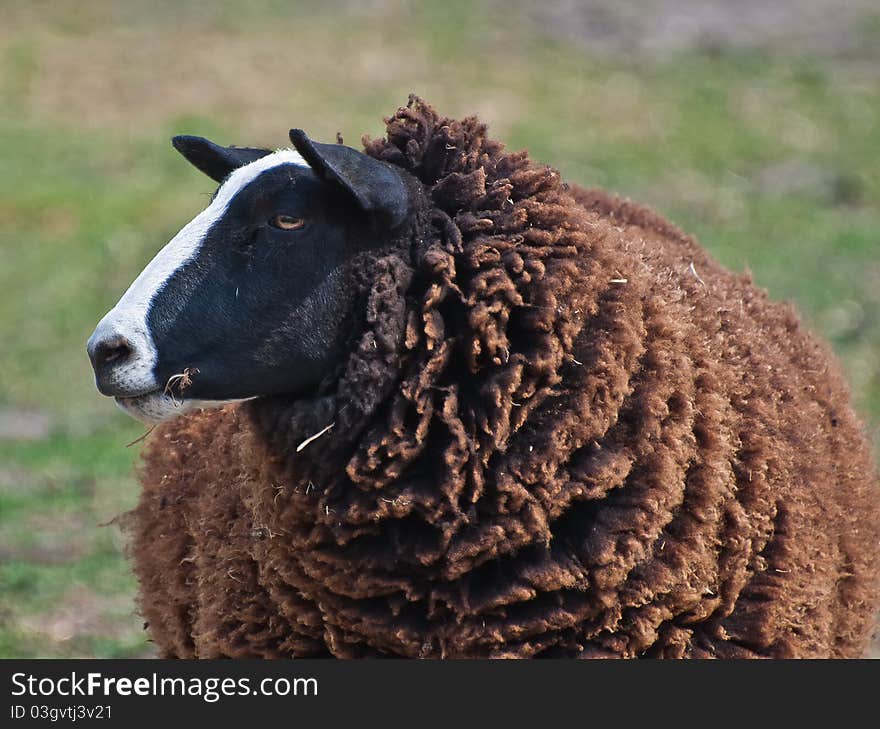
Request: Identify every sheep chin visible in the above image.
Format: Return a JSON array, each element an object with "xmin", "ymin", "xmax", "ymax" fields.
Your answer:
[{"xmin": 115, "ymin": 391, "xmax": 246, "ymax": 425}]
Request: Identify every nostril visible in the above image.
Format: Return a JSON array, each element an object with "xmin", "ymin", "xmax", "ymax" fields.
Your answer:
[{"xmin": 93, "ymin": 335, "xmax": 134, "ymax": 370}]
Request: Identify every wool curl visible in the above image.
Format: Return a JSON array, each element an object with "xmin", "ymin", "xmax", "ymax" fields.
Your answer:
[{"xmin": 129, "ymin": 96, "xmax": 880, "ymax": 658}]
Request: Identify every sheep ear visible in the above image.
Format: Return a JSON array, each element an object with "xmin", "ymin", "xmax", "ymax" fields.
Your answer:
[
  {"xmin": 289, "ymin": 129, "xmax": 410, "ymax": 227},
  {"xmin": 172, "ymin": 135, "xmax": 272, "ymax": 183}
]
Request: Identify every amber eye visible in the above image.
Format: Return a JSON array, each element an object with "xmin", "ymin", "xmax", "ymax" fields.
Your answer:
[{"xmin": 270, "ymin": 214, "xmax": 306, "ymax": 231}]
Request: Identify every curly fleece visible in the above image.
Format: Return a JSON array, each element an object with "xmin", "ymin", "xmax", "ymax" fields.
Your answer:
[{"xmin": 129, "ymin": 97, "xmax": 880, "ymax": 658}]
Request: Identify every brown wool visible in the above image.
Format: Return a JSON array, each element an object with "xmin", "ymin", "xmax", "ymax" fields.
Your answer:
[{"xmin": 128, "ymin": 97, "xmax": 880, "ymax": 658}]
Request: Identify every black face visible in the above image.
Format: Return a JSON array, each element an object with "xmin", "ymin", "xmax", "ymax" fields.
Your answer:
[
  {"xmin": 86, "ymin": 131, "xmax": 415, "ymax": 423},
  {"xmin": 149, "ymin": 165, "xmax": 372, "ymax": 400}
]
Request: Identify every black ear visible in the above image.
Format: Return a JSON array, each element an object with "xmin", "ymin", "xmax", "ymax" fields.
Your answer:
[
  {"xmin": 289, "ymin": 129, "xmax": 410, "ymax": 228},
  {"xmin": 172, "ymin": 135, "xmax": 273, "ymax": 183}
]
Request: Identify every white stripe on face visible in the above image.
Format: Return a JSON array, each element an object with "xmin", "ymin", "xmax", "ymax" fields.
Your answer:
[{"xmin": 89, "ymin": 148, "xmax": 307, "ymax": 396}]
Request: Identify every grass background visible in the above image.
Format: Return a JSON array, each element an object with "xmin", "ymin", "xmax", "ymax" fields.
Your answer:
[{"xmin": 1, "ymin": 0, "xmax": 878, "ymax": 657}]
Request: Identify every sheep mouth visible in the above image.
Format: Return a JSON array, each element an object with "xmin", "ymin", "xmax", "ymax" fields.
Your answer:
[
  {"xmin": 114, "ymin": 389, "xmax": 248, "ymax": 426},
  {"xmin": 115, "ymin": 387, "xmax": 163, "ymax": 402},
  {"xmin": 114, "ymin": 389, "xmax": 189, "ymax": 424}
]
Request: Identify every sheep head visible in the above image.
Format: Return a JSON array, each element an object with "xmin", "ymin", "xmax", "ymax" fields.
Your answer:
[{"xmin": 87, "ymin": 130, "xmax": 421, "ymax": 424}]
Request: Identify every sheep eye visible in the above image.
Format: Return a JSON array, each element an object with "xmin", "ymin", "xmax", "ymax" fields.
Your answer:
[{"xmin": 270, "ymin": 214, "xmax": 306, "ymax": 231}]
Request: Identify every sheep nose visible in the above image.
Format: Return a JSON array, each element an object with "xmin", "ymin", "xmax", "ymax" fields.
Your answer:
[
  {"xmin": 87, "ymin": 331, "xmax": 136, "ymax": 395},
  {"xmin": 89, "ymin": 333, "xmax": 133, "ymax": 370}
]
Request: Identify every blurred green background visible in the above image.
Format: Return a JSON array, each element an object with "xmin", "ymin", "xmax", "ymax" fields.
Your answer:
[{"xmin": 1, "ymin": 0, "xmax": 878, "ymax": 657}]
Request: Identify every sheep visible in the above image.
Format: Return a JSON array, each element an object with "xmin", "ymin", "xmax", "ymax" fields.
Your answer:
[{"xmin": 88, "ymin": 96, "xmax": 880, "ymax": 658}]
